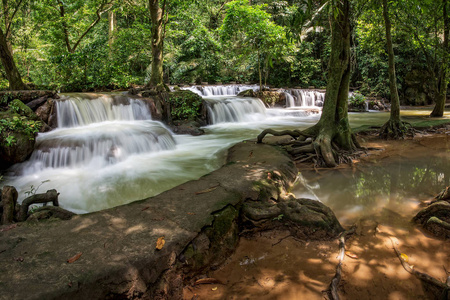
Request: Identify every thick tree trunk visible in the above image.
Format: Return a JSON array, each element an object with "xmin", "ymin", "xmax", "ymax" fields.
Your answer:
[
  {"xmin": 148, "ymin": 0, "xmax": 165, "ymax": 88},
  {"xmin": 431, "ymin": 0, "xmax": 449, "ymax": 117},
  {"xmin": 314, "ymin": 0, "xmax": 353, "ymax": 166},
  {"xmin": 0, "ymin": 26, "xmax": 27, "ymax": 90}
]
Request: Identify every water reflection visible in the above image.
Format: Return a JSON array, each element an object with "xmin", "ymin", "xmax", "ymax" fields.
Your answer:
[{"xmin": 293, "ymin": 154, "xmax": 449, "ymax": 224}]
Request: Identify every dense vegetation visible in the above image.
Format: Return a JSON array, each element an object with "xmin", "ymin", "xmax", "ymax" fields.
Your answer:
[{"xmin": 0, "ymin": 0, "xmax": 447, "ymax": 103}]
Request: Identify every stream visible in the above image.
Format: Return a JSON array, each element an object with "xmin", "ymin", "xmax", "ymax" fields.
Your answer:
[{"xmin": 2, "ymin": 86, "xmax": 449, "ymax": 214}]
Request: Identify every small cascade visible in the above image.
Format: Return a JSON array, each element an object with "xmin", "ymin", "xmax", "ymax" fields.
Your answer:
[
  {"xmin": 182, "ymin": 85, "xmax": 259, "ymax": 96},
  {"xmin": 204, "ymin": 97, "xmax": 267, "ymax": 124},
  {"xmin": 285, "ymin": 89, "xmax": 325, "ymax": 107},
  {"xmin": 20, "ymin": 122, "xmax": 175, "ymax": 173},
  {"xmin": 56, "ymin": 94, "xmax": 152, "ymax": 128}
]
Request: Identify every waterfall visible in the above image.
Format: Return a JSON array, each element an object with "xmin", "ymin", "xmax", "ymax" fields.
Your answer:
[
  {"xmin": 16, "ymin": 94, "xmax": 175, "ymax": 173},
  {"xmin": 56, "ymin": 94, "xmax": 152, "ymax": 128},
  {"xmin": 285, "ymin": 89, "xmax": 325, "ymax": 107},
  {"xmin": 204, "ymin": 97, "xmax": 267, "ymax": 124},
  {"xmin": 182, "ymin": 85, "xmax": 259, "ymax": 96}
]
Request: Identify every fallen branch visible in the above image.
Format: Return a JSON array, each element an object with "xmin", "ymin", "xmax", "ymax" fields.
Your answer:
[
  {"xmin": 325, "ymin": 226, "xmax": 356, "ymax": 300},
  {"xmin": 390, "ymin": 238, "xmax": 450, "ymax": 299}
]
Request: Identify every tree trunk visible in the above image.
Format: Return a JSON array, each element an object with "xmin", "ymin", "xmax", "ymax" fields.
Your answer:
[
  {"xmin": 379, "ymin": 0, "xmax": 411, "ymax": 139},
  {"xmin": 313, "ymin": 0, "xmax": 354, "ymax": 166},
  {"xmin": 382, "ymin": 0, "xmax": 400, "ymax": 121},
  {"xmin": 0, "ymin": 26, "xmax": 27, "ymax": 90},
  {"xmin": 1, "ymin": 186, "xmax": 18, "ymax": 225},
  {"xmin": 431, "ymin": 0, "xmax": 449, "ymax": 117},
  {"xmin": 148, "ymin": 0, "xmax": 165, "ymax": 88},
  {"xmin": 108, "ymin": 10, "xmax": 116, "ymax": 57}
]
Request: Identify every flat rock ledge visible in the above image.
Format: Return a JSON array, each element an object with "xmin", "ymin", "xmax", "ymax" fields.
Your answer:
[{"xmin": 0, "ymin": 141, "xmax": 342, "ymax": 300}]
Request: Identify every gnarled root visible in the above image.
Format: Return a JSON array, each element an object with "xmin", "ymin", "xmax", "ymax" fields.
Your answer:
[
  {"xmin": 414, "ymin": 201, "xmax": 450, "ymax": 239},
  {"xmin": 258, "ymin": 128, "xmax": 363, "ymax": 168},
  {"xmin": 19, "ymin": 189, "xmax": 60, "ymax": 222},
  {"xmin": 379, "ymin": 119, "xmax": 413, "ymax": 139}
]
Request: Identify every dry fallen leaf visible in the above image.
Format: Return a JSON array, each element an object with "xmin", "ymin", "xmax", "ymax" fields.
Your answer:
[
  {"xmin": 345, "ymin": 251, "xmax": 359, "ymax": 259},
  {"xmin": 141, "ymin": 206, "xmax": 150, "ymax": 211},
  {"xmin": 400, "ymin": 253, "xmax": 409, "ymax": 262},
  {"xmin": 194, "ymin": 278, "xmax": 223, "ymax": 285},
  {"xmin": 67, "ymin": 252, "xmax": 82, "ymax": 263},
  {"xmin": 195, "ymin": 185, "xmax": 219, "ymax": 195},
  {"xmin": 156, "ymin": 237, "xmax": 165, "ymax": 250},
  {"xmin": 211, "ymin": 287, "xmax": 218, "ymax": 291},
  {"xmin": 187, "ymin": 212, "xmax": 196, "ymax": 215}
]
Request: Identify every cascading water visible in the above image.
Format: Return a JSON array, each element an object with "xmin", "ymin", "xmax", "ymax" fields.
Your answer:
[
  {"xmin": 3, "ymin": 89, "xmax": 323, "ymax": 214},
  {"xmin": 182, "ymin": 84, "xmax": 259, "ymax": 96},
  {"xmin": 204, "ymin": 96, "xmax": 267, "ymax": 124},
  {"xmin": 284, "ymin": 89, "xmax": 325, "ymax": 107}
]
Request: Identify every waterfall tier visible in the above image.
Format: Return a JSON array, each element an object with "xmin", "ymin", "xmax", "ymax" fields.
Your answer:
[
  {"xmin": 182, "ymin": 85, "xmax": 259, "ymax": 96},
  {"xmin": 56, "ymin": 94, "xmax": 152, "ymax": 128},
  {"xmin": 19, "ymin": 122, "xmax": 175, "ymax": 173},
  {"xmin": 284, "ymin": 89, "xmax": 325, "ymax": 107},
  {"xmin": 204, "ymin": 97, "xmax": 267, "ymax": 124}
]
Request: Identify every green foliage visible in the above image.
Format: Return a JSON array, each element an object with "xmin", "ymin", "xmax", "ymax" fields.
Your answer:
[
  {"xmin": 167, "ymin": 91, "xmax": 203, "ymax": 120},
  {"xmin": 24, "ymin": 180, "xmax": 51, "ymax": 197},
  {"xmin": 349, "ymin": 91, "xmax": 366, "ymax": 107}
]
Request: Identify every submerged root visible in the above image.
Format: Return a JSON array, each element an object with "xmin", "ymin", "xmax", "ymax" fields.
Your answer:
[{"xmin": 379, "ymin": 119, "xmax": 413, "ymax": 139}]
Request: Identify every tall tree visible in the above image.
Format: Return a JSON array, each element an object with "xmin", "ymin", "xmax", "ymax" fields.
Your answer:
[
  {"xmin": 395, "ymin": 0, "xmax": 448, "ymax": 117},
  {"xmin": 258, "ymin": 0, "xmax": 360, "ymax": 167},
  {"xmin": 379, "ymin": 0, "xmax": 409, "ymax": 138},
  {"xmin": 0, "ymin": 0, "xmax": 27, "ymax": 90},
  {"xmin": 430, "ymin": 0, "xmax": 449, "ymax": 117},
  {"xmin": 147, "ymin": 0, "xmax": 166, "ymax": 88}
]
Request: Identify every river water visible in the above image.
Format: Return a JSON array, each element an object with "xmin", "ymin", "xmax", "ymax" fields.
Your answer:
[{"xmin": 2, "ymin": 87, "xmax": 449, "ymax": 214}]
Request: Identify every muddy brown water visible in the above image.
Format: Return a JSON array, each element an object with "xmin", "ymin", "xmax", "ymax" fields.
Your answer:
[{"xmin": 184, "ymin": 132, "xmax": 450, "ymax": 300}]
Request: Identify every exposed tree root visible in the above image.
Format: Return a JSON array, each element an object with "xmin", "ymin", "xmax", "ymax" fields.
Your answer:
[
  {"xmin": 414, "ymin": 200, "xmax": 450, "ymax": 239},
  {"xmin": 257, "ymin": 128, "xmax": 363, "ymax": 168},
  {"xmin": 379, "ymin": 119, "xmax": 413, "ymax": 139},
  {"xmin": 1, "ymin": 186, "xmax": 18, "ymax": 225},
  {"xmin": 324, "ymin": 226, "xmax": 356, "ymax": 300},
  {"xmin": 390, "ymin": 238, "xmax": 450, "ymax": 299},
  {"xmin": 19, "ymin": 189, "xmax": 60, "ymax": 222}
]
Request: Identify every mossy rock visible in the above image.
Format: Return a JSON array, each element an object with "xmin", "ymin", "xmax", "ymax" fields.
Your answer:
[
  {"xmin": 237, "ymin": 89, "xmax": 257, "ymax": 97},
  {"xmin": 167, "ymin": 90, "xmax": 204, "ymax": 122},
  {"xmin": 243, "ymin": 198, "xmax": 344, "ymax": 240}
]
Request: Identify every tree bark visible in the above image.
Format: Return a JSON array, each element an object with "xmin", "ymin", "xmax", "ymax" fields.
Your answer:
[
  {"xmin": 0, "ymin": 26, "xmax": 27, "ymax": 90},
  {"xmin": 1, "ymin": 186, "xmax": 18, "ymax": 225},
  {"xmin": 431, "ymin": 0, "xmax": 449, "ymax": 117},
  {"xmin": 148, "ymin": 0, "xmax": 165, "ymax": 88},
  {"xmin": 382, "ymin": 0, "xmax": 401, "ymax": 121}
]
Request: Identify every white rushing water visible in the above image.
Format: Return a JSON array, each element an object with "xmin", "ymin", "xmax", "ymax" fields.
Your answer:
[
  {"xmin": 284, "ymin": 89, "xmax": 325, "ymax": 107},
  {"xmin": 3, "ymin": 90, "xmax": 323, "ymax": 213}
]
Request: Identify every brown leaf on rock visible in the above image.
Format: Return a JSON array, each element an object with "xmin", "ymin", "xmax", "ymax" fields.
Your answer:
[
  {"xmin": 156, "ymin": 237, "xmax": 165, "ymax": 250},
  {"xmin": 194, "ymin": 278, "xmax": 223, "ymax": 285},
  {"xmin": 67, "ymin": 252, "xmax": 82, "ymax": 263}
]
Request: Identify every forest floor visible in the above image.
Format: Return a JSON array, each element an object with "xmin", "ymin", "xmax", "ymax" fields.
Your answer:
[{"xmin": 183, "ymin": 126, "xmax": 450, "ymax": 300}]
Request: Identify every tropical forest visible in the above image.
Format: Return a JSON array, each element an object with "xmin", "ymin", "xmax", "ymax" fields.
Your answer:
[{"xmin": 0, "ymin": 0, "xmax": 449, "ymax": 299}]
